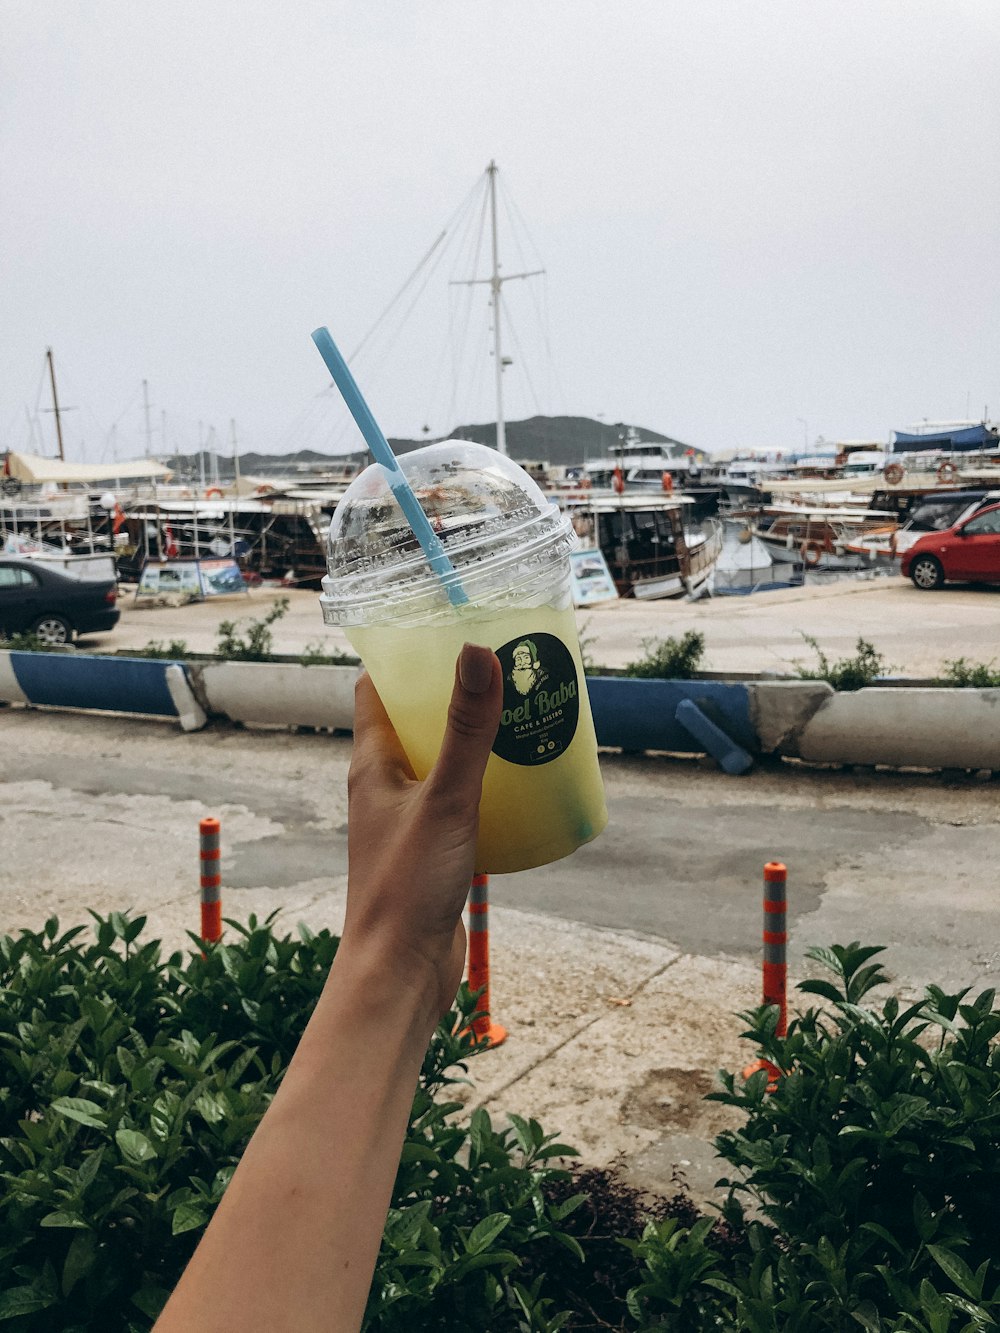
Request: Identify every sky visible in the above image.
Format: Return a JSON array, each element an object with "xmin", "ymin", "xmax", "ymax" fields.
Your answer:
[{"xmin": 3, "ymin": 1, "xmax": 999, "ymax": 464}]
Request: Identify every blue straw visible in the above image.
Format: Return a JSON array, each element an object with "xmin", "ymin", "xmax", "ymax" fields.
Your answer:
[{"xmin": 311, "ymin": 327, "xmax": 467, "ymax": 606}]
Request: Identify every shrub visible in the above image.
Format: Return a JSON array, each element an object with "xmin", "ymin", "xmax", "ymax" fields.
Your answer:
[
  {"xmin": 796, "ymin": 634, "xmax": 887, "ymax": 690},
  {"xmin": 214, "ymin": 596, "xmax": 290, "ymax": 661},
  {"xmin": 623, "ymin": 631, "xmax": 705, "ymax": 680},
  {"xmin": 300, "ymin": 640, "xmax": 356, "ymax": 666},
  {"xmin": 0, "ymin": 913, "xmax": 586, "ymax": 1331},
  {"xmin": 0, "ymin": 631, "xmax": 59, "ymax": 652},
  {"xmin": 937, "ymin": 656, "xmax": 1000, "ymax": 688},
  {"xmin": 625, "ymin": 942, "xmax": 1000, "ymax": 1330},
  {"xmin": 138, "ymin": 639, "xmax": 191, "ymax": 660}
]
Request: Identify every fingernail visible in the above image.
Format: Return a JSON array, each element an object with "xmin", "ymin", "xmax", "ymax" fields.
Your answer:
[{"xmin": 459, "ymin": 642, "xmax": 494, "ymax": 694}]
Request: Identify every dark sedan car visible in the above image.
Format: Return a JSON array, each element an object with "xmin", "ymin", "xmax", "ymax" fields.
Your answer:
[
  {"xmin": 901, "ymin": 502, "xmax": 1000, "ymax": 590},
  {"xmin": 0, "ymin": 557, "xmax": 120, "ymax": 645}
]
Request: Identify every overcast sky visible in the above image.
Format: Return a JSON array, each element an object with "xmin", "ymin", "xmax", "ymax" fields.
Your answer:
[{"xmin": 3, "ymin": 1, "xmax": 999, "ymax": 463}]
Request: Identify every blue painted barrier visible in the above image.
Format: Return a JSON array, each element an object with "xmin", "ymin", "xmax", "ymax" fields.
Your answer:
[
  {"xmin": 586, "ymin": 676, "xmax": 756, "ymax": 755},
  {"xmin": 9, "ymin": 652, "xmax": 182, "ymax": 717}
]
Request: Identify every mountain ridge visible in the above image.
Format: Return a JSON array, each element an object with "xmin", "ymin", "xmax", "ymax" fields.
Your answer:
[{"xmin": 169, "ymin": 415, "xmax": 708, "ymax": 476}]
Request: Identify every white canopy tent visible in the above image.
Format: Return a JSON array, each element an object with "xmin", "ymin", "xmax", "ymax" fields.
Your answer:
[{"xmin": 4, "ymin": 451, "xmax": 172, "ymax": 486}]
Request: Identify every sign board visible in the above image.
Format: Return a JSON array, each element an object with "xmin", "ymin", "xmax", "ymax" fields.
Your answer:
[
  {"xmin": 136, "ymin": 559, "xmax": 246, "ymax": 600},
  {"xmin": 569, "ymin": 547, "xmax": 619, "ymax": 607}
]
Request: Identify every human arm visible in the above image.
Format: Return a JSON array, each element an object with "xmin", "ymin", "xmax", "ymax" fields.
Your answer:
[{"xmin": 154, "ymin": 642, "xmax": 502, "ymax": 1333}]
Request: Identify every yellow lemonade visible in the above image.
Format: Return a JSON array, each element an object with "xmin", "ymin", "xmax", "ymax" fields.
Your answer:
[{"xmin": 349, "ymin": 601, "xmax": 607, "ymax": 874}]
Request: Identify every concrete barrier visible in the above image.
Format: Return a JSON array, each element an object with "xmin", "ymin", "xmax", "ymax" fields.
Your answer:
[
  {"xmin": 2, "ymin": 650, "xmax": 998, "ymax": 774},
  {"xmin": 586, "ymin": 677, "xmax": 756, "ymax": 756},
  {"xmin": 1, "ymin": 650, "xmax": 196, "ymax": 721},
  {"xmin": 794, "ymin": 686, "xmax": 1000, "ymax": 770},
  {"xmin": 0, "ymin": 651, "xmax": 30, "ymax": 707},
  {"xmin": 195, "ymin": 660, "xmax": 360, "ymax": 730},
  {"xmin": 747, "ymin": 680, "xmax": 836, "ymax": 755}
]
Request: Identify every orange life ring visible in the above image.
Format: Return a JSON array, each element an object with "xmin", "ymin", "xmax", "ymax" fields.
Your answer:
[
  {"xmin": 661, "ymin": 470, "xmax": 674, "ymax": 494},
  {"xmin": 800, "ymin": 539, "xmax": 823, "ymax": 567},
  {"xmin": 883, "ymin": 462, "xmax": 905, "ymax": 485},
  {"xmin": 255, "ymin": 483, "xmax": 276, "ymax": 496},
  {"xmin": 205, "ymin": 487, "xmax": 224, "ymax": 499},
  {"xmin": 936, "ymin": 459, "xmax": 959, "ymax": 483}
]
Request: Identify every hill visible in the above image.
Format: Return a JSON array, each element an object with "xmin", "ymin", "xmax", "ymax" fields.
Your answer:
[{"xmin": 168, "ymin": 416, "xmax": 704, "ymax": 477}]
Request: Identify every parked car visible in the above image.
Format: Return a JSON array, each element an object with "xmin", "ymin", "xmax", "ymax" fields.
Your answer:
[
  {"xmin": 901, "ymin": 502, "xmax": 1000, "ymax": 590},
  {"xmin": 0, "ymin": 557, "xmax": 120, "ymax": 644}
]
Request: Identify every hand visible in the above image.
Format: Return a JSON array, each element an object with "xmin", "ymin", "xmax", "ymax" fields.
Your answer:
[{"xmin": 341, "ymin": 642, "xmax": 502, "ymax": 1024}]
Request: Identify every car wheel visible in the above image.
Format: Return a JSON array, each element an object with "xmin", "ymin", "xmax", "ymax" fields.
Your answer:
[
  {"xmin": 910, "ymin": 555, "xmax": 944, "ymax": 590},
  {"xmin": 31, "ymin": 614, "xmax": 73, "ymax": 646}
]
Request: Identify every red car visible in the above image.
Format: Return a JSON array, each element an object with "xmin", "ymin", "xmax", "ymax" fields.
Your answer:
[{"xmin": 902, "ymin": 502, "xmax": 1000, "ymax": 590}]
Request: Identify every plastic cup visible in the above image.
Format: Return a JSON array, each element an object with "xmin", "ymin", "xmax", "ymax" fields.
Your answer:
[{"xmin": 320, "ymin": 439, "xmax": 608, "ymax": 874}]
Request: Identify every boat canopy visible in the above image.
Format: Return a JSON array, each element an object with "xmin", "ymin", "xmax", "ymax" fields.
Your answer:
[
  {"xmin": 891, "ymin": 425, "xmax": 999, "ymax": 454},
  {"xmin": 4, "ymin": 450, "xmax": 173, "ymax": 485}
]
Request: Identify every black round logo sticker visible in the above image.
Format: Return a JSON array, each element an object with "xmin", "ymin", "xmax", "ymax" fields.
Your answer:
[{"xmin": 492, "ymin": 631, "xmax": 580, "ymax": 767}]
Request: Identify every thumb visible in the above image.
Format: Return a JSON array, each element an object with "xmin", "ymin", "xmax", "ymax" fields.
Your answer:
[{"xmin": 424, "ymin": 644, "xmax": 502, "ymax": 813}]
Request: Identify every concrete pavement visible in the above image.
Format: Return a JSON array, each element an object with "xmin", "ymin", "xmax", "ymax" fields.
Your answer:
[{"xmin": 97, "ymin": 575, "xmax": 1000, "ymax": 680}]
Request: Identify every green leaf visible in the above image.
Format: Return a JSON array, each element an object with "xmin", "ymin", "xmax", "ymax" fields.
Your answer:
[
  {"xmin": 116, "ymin": 1129, "xmax": 157, "ymax": 1165},
  {"xmin": 798, "ymin": 979, "xmax": 848, "ymax": 1005},
  {"xmin": 130, "ymin": 1284, "xmax": 171, "ymax": 1319},
  {"xmin": 926, "ymin": 1244, "xmax": 982, "ymax": 1300},
  {"xmin": 399, "ymin": 1142, "xmax": 441, "ymax": 1165},
  {"xmin": 466, "ymin": 1212, "xmax": 511, "ymax": 1255},
  {"xmin": 76, "ymin": 1145, "xmax": 105, "ymax": 1191},
  {"xmin": 40, "ymin": 1211, "xmax": 89, "ymax": 1229},
  {"xmin": 171, "ymin": 1201, "xmax": 208, "ymax": 1235},
  {"xmin": 51, "ymin": 1097, "xmax": 107, "ymax": 1129},
  {"xmin": 61, "ymin": 1231, "xmax": 98, "ymax": 1297},
  {"xmin": 0, "ymin": 1286, "xmax": 55, "ymax": 1319}
]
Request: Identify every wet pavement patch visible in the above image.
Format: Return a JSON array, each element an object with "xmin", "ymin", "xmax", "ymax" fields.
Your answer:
[{"xmin": 224, "ymin": 831, "xmax": 346, "ymax": 890}]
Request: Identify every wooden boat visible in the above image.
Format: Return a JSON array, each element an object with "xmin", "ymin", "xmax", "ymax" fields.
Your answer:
[
  {"xmin": 751, "ymin": 503, "xmax": 896, "ymax": 571},
  {"xmin": 563, "ymin": 494, "xmax": 722, "ymax": 600}
]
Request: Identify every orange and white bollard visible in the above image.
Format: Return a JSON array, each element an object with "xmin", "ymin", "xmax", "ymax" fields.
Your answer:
[
  {"xmin": 467, "ymin": 873, "xmax": 507, "ymax": 1048},
  {"xmin": 199, "ymin": 816, "xmax": 223, "ymax": 944},
  {"xmin": 742, "ymin": 861, "xmax": 787, "ymax": 1089}
]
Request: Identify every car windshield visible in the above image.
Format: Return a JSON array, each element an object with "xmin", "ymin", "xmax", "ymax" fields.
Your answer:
[{"xmin": 907, "ymin": 499, "xmax": 974, "ymax": 532}]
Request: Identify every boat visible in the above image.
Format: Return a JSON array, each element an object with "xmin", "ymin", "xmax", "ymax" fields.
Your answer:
[
  {"xmin": 115, "ymin": 496, "xmax": 329, "ymax": 585},
  {"xmin": 577, "ymin": 429, "xmax": 723, "ymax": 520},
  {"xmin": 751, "ymin": 503, "xmax": 897, "ymax": 571},
  {"xmin": 564, "ymin": 493, "xmax": 722, "ymax": 600},
  {"xmin": 713, "ymin": 521, "xmax": 805, "ymax": 596}
]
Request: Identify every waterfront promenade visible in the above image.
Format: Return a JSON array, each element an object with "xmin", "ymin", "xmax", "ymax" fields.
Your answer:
[{"xmin": 101, "ymin": 575, "xmax": 1000, "ymax": 679}]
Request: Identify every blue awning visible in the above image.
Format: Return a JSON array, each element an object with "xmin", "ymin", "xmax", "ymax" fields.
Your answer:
[{"xmin": 891, "ymin": 424, "xmax": 999, "ymax": 453}]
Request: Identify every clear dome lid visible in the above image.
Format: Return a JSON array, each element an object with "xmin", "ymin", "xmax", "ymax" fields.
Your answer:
[{"xmin": 319, "ymin": 440, "xmax": 575, "ymax": 626}]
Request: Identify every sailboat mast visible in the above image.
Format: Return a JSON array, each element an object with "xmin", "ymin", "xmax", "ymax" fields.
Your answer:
[
  {"xmin": 142, "ymin": 380, "xmax": 153, "ymax": 457},
  {"xmin": 231, "ymin": 418, "xmax": 241, "ymax": 490},
  {"xmin": 487, "ymin": 161, "xmax": 507, "ymax": 458},
  {"xmin": 451, "ymin": 162, "xmax": 543, "ymax": 458},
  {"xmin": 46, "ymin": 348, "xmax": 65, "ymax": 462}
]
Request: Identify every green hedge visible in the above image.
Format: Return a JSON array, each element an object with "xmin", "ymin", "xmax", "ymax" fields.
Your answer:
[{"xmin": 2, "ymin": 919, "xmax": 999, "ymax": 1331}]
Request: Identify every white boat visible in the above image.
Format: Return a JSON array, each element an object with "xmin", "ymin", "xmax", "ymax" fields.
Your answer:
[{"xmin": 563, "ymin": 493, "xmax": 722, "ymax": 600}]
